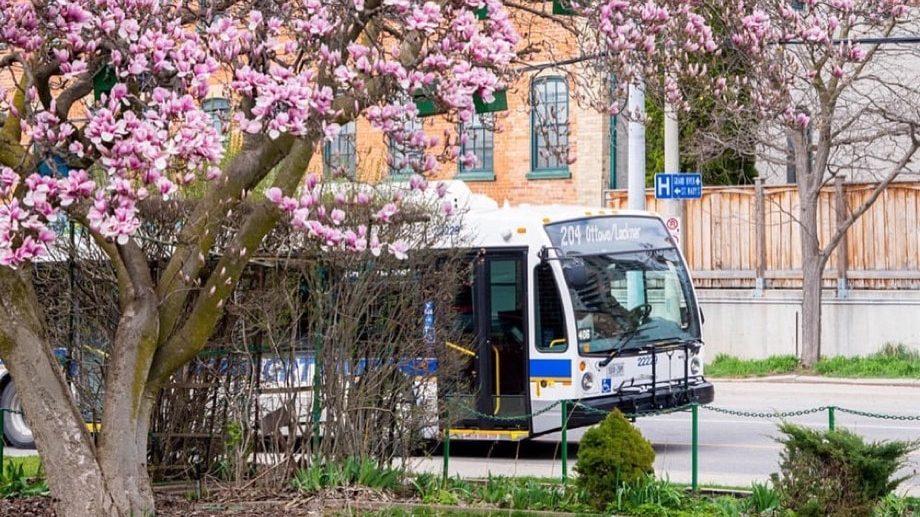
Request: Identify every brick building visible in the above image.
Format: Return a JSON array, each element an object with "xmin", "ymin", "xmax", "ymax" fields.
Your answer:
[
  {"xmin": 1, "ymin": 6, "xmax": 626, "ymax": 208},
  {"xmin": 305, "ymin": 7, "xmax": 626, "ymax": 208}
]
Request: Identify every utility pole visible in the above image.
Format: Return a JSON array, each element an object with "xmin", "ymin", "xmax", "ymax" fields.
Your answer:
[
  {"xmin": 664, "ymin": 102, "xmax": 684, "ymax": 254},
  {"xmin": 663, "ymin": 103, "xmax": 683, "ymax": 322},
  {"xmin": 626, "ymin": 79, "xmax": 646, "ymax": 310},
  {"xmin": 627, "ymin": 80, "xmax": 646, "ymax": 211}
]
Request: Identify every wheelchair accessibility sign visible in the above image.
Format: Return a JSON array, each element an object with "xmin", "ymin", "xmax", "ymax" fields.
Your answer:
[{"xmin": 601, "ymin": 378, "xmax": 612, "ymax": 393}]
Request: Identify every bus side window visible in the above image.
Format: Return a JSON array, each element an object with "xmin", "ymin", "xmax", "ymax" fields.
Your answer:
[{"xmin": 535, "ymin": 264, "xmax": 567, "ymax": 352}]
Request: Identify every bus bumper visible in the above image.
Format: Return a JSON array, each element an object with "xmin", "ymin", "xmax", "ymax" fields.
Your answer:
[{"xmin": 568, "ymin": 380, "xmax": 715, "ymax": 428}]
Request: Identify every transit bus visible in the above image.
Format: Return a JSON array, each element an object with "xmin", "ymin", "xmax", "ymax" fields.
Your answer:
[
  {"xmin": 0, "ymin": 181, "xmax": 714, "ymax": 448},
  {"xmin": 435, "ymin": 182, "xmax": 714, "ymax": 440}
]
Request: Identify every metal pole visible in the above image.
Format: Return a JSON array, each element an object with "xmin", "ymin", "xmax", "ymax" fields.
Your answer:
[
  {"xmin": 664, "ymin": 101, "xmax": 684, "ymax": 253},
  {"xmin": 561, "ymin": 400, "xmax": 568, "ymax": 485},
  {"xmin": 691, "ymin": 402, "xmax": 699, "ymax": 492},
  {"xmin": 0, "ymin": 410, "xmax": 5, "ymax": 476},
  {"xmin": 442, "ymin": 413, "xmax": 451, "ymax": 486},
  {"xmin": 828, "ymin": 406, "xmax": 836, "ymax": 431},
  {"xmin": 627, "ymin": 79, "xmax": 646, "ymax": 211}
]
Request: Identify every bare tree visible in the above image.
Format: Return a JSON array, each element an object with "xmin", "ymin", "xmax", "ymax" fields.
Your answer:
[{"xmin": 690, "ymin": 0, "xmax": 920, "ymax": 365}]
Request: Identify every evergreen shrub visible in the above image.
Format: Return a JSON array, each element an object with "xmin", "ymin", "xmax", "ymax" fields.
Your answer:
[{"xmin": 574, "ymin": 408, "xmax": 655, "ymax": 510}]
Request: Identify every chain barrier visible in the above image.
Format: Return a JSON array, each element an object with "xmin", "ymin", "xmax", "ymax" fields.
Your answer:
[
  {"xmin": 445, "ymin": 399, "xmax": 563, "ymax": 423},
  {"xmin": 572, "ymin": 401, "xmax": 694, "ymax": 419},
  {"xmin": 438, "ymin": 397, "xmax": 920, "ymax": 493},
  {"xmin": 703, "ymin": 405, "xmax": 829, "ymax": 419},
  {"xmin": 443, "ymin": 400, "xmax": 920, "ymax": 427},
  {"xmin": 836, "ymin": 407, "xmax": 920, "ymax": 421}
]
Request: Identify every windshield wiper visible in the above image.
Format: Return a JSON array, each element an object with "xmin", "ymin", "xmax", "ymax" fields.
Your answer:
[
  {"xmin": 598, "ymin": 324, "xmax": 654, "ymax": 367},
  {"xmin": 598, "ymin": 331, "xmax": 681, "ymax": 367}
]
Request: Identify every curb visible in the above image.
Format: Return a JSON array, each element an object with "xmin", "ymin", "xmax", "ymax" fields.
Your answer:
[{"xmin": 711, "ymin": 375, "xmax": 920, "ymax": 388}]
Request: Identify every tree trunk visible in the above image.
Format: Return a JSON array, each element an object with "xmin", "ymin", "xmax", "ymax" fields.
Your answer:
[
  {"xmin": 0, "ymin": 267, "xmax": 119, "ymax": 516},
  {"xmin": 799, "ymin": 195, "xmax": 827, "ymax": 368},
  {"xmin": 801, "ymin": 256, "xmax": 825, "ymax": 367}
]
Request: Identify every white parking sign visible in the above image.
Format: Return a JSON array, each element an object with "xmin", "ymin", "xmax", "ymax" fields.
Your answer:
[{"xmin": 665, "ymin": 216, "xmax": 681, "ymax": 246}]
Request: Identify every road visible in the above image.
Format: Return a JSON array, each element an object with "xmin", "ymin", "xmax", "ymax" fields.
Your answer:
[
  {"xmin": 5, "ymin": 379, "xmax": 919, "ymax": 494},
  {"xmin": 409, "ymin": 379, "xmax": 920, "ymax": 495}
]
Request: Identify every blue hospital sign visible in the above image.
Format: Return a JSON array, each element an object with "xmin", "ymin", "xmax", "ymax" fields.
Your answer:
[{"xmin": 655, "ymin": 173, "xmax": 703, "ymax": 200}]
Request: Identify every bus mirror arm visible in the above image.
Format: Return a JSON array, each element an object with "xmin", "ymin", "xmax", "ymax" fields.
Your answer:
[{"xmin": 538, "ymin": 246, "xmax": 565, "ymax": 262}]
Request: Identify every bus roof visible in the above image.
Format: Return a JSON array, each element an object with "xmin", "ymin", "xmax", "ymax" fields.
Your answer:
[{"xmin": 436, "ymin": 180, "xmax": 666, "ymax": 250}]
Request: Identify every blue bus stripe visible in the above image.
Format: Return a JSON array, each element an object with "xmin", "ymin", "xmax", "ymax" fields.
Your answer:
[{"xmin": 529, "ymin": 359, "xmax": 571, "ymax": 378}]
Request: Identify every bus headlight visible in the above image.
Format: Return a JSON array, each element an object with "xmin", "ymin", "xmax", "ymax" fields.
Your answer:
[
  {"xmin": 690, "ymin": 356, "xmax": 702, "ymax": 375},
  {"xmin": 581, "ymin": 372, "xmax": 594, "ymax": 391}
]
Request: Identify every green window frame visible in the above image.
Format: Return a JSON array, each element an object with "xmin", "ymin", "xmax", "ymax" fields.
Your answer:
[
  {"xmin": 458, "ymin": 112, "xmax": 495, "ymax": 181},
  {"xmin": 324, "ymin": 121, "xmax": 357, "ymax": 178},
  {"xmin": 388, "ymin": 118, "xmax": 423, "ymax": 177},
  {"xmin": 529, "ymin": 76, "xmax": 571, "ymax": 179}
]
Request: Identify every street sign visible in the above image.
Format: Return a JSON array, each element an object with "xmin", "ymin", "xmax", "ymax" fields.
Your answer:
[{"xmin": 654, "ymin": 173, "xmax": 703, "ymax": 200}]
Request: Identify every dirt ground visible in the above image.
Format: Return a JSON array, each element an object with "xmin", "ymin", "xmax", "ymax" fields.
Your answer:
[{"xmin": 0, "ymin": 486, "xmax": 394, "ymax": 516}]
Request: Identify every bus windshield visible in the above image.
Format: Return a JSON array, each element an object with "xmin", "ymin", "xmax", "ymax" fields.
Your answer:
[{"xmin": 562, "ymin": 247, "xmax": 701, "ymax": 354}]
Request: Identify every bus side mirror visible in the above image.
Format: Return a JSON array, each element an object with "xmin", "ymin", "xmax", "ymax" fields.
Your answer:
[{"xmin": 563, "ymin": 260, "xmax": 587, "ymax": 288}]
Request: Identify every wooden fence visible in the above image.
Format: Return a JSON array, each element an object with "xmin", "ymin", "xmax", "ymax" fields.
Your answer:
[{"xmin": 605, "ymin": 179, "xmax": 920, "ymax": 290}]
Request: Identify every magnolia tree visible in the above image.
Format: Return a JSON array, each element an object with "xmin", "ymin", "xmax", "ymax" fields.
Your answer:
[
  {"xmin": 0, "ymin": 0, "xmax": 729, "ymax": 515},
  {"xmin": 0, "ymin": 0, "xmax": 521, "ymax": 514},
  {"xmin": 692, "ymin": 0, "xmax": 920, "ymax": 366}
]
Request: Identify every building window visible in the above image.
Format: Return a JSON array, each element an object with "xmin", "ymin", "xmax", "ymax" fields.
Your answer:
[
  {"xmin": 530, "ymin": 76, "xmax": 570, "ymax": 179},
  {"xmin": 324, "ymin": 121, "xmax": 357, "ymax": 178},
  {"xmin": 458, "ymin": 113, "xmax": 494, "ymax": 181},
  {"xmin": 202, "ymin": 97, "xmax": 230, "ymax": 138},
  {"xmin": 388, "ymin": 118, "xmax": 424, "ymax": 177}
]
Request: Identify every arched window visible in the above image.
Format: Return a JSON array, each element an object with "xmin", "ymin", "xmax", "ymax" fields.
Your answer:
[
  {"xmin": 458, "ymin": 112, "xmax": 495, "ymax": 180},
  {"xmin": 324, "ymin": 121, "xmax": 357, "ymax": 178},
  {"xmin": 530, "ymin": 76, "xmax": 570, "ymax": 178}
]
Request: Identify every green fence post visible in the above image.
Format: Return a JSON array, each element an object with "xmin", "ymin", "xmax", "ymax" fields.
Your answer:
[
  {"xmin": 828, "ymin": 406, "xmax": 836, "ymax": 431},
  {"xmin": 561, "ymin": 400, "xmax": 569, "ymax": 486},
  {"xmin": 442, "ymin": 411, "xmax": 451, "ymax": 487},
  {"xmin": 691, "ymin": 402, "xmax": 699, "ymax": 492}
]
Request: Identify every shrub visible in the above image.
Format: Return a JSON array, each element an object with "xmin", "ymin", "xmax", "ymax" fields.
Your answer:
[
  {"xmin": 574, "ymin": 408, "xmax": 655, "ymax": 509},
  {"xmin": 771, "ymin": 422, "xmax": 917, "ymax": 517}
]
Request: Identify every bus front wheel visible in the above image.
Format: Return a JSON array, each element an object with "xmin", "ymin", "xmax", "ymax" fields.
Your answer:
[{"xmin": 1, "ymin": 382, "xmax": 35, "ymax": 449}]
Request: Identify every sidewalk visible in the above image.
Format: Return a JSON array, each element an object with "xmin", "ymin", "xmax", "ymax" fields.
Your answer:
[{"xmin": 711, "ymin": 375, "xmax": 920, "ymax": 388}]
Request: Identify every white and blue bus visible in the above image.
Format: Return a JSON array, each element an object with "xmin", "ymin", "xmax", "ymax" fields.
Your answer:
[{"xmin": 435, "ymin": 182, "xmax": 714, "ymax": 440}]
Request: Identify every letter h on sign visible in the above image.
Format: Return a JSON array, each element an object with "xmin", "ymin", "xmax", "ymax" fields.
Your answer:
[{"xmin": 655, "ymin": 174, "xmax": 671, "ymax": 199}]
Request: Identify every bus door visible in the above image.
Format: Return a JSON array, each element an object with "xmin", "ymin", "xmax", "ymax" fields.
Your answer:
[{"xmin": 451, "ymin": 249, "xmax": 529, "ymax": 431}]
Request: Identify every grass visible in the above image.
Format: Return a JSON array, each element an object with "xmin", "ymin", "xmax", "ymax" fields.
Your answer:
[
  {"xmin": 706, "ymin": 354, "xmax": 801, "ymax": 378},
  {"xmin": 0, "ymin": 455, "xmax": 48, "ymax": 498},
  {"xmin": 815, "ymin": 344, "xmax": 920, "ymax": 378},
  {"xmin": 2, "ymin": 456, "xmax": 42, "ymax": 478},
  {"xmin": 707, "ymin": 344, "xmax": 920, "ymax": 379}
]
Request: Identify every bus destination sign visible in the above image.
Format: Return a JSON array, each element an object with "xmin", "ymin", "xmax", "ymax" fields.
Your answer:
[{"xmin": 544, "ymin": 216, "xmax": 672, "ymax": 256}]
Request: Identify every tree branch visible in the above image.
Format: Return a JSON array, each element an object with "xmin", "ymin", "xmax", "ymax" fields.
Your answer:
[
  {"xmin": 821, "ymin": 136, "xmax": 920, "ymax": 258},
  {"xmin": 154, "ymin": 133, "xmax": 294, "ymax": 342},
  {"xmin": 55, "ymin": 74, "xmax": 95, "ymax": 121},
  {"xmin": 148, "ymin": 138, "xmax": 315, "ymax": 390}
]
